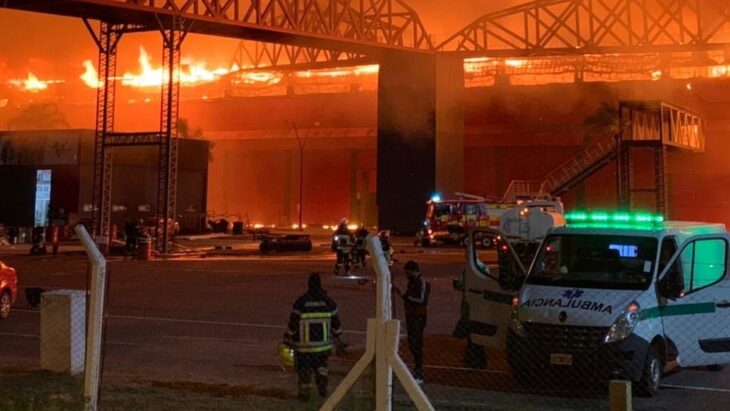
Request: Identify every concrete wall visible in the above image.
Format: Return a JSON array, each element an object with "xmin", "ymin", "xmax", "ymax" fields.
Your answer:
[{"xmin": 0, "ymin": 130, "xmax": 209, "ymax": 232}]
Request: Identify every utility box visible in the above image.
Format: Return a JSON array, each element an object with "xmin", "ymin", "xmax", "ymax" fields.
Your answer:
[{"xmin": 41, "ymin": 289, "xmax": 86, "ymax": 375}]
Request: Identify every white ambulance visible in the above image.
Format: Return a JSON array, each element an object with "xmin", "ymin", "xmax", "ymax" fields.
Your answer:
[{"xmin": 463, "ymin": 211, "xmax": 730, "ymax": 397}]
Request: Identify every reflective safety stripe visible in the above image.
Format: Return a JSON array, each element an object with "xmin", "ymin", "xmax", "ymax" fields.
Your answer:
[
  {"xmin": 298, "ymin": 311, "xmax": 334, "ymax": 348},
  {"xmin": 640, "ymin": 302, "xmax": 716, "ymax": 320},
  {"xmin": 300, "ymin": 312, "xmax": 333, "ymax": 319},
  {"xmin": 296, "ymin": 344, "xmax": 334, "ymax": 353}
]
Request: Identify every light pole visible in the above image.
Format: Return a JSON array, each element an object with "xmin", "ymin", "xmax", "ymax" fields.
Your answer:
[{"xmin": 286, "ymin": 120, "xmax": 319, "ymax": 230}]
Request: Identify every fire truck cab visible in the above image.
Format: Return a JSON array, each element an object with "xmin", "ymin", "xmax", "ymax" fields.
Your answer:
[{"xmin": 417, "ymin": 193, "xmax": 564, "ymax": 250}]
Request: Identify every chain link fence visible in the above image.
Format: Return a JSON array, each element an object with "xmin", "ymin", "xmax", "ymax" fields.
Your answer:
[{"xmin": 2, "ymin": 228, "xmax": 730, "ymax": 410}]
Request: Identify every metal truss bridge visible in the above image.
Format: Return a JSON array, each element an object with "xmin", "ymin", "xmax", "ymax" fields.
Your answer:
[
  {"xmin": 438, "ymin": 0, "xmax": 730, "ymax": 57},
  {"xmin": 7, "ymin": 0, "xmax": 432, "ymax": 53}
]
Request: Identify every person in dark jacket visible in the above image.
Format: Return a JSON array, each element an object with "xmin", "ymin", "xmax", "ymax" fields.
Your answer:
[
  {"xmin": 285, "ymin": 273, "xmax": 343, "ymax": 400},
  {"xmin": 353, "ymin": 224, "xmax": 369, "ymax": 267},
  {"xmin": 332, "ymin": 219, "xmax": 353, "ymax": 274},
  {"xmin": 334, "ymin": 218, "xmax": 350, "ymax": 236},
  {"xmin": 393, "ymin": 260, "xmax": 430, "ymax": 383}
]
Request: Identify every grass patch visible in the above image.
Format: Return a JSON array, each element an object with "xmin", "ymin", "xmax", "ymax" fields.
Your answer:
[
  {"xmin": 0, "ymin": 368, "xmax": 412, "ymax": 411},
  {"xmin": 0, "ymin": 368, "xmax": 84, "ymax": 411}
]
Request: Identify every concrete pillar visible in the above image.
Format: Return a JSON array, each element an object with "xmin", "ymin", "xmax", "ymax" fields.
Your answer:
[
  {"xmin": 435, "ymin": 54, "xmax": 465, "ymax": 197},
  {"xmin": 377, "ymin": 52, "xmax": 466, "ymax": 233},
  {"xmin": 41, "ymin": 289, "xmax": 86, "ymax": 375},
  {"xmin": 377, "ymin": 51, "xmax": 437, "ymax": 233}
]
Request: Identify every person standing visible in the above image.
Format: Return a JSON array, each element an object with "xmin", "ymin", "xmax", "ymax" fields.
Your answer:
[
  {"xmin": 285, "ymin": 273, "xmax": 344, "ymax": 401},
  {"xmin": 394, "ymin": 260, "xmax": 430, "ymax": 384},
  {"xmin": 332, "ymin": 218, "xmax": 353, "ymax": 275},
  {"xmin": 353, "ymin": 224, "xmax": 369, "ymax": 268}
]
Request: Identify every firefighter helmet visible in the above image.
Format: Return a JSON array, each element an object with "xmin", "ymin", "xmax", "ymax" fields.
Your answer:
[{"xmin": 277, "ymin": 343, "xmax": 295, "ymax": 371}]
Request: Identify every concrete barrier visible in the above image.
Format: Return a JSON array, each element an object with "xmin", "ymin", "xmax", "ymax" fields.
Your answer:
[{"xmin": 40, "ymin": 289, "xmax": 86, "ymax": 375}]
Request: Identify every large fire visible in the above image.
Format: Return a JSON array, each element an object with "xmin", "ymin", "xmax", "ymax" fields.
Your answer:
[
  {"xmin": 119, "ymin": 47, "xmax": 234, "ymax": 88},
  {"xmin": 5, "ymin": 47, "xmax": 381, "ymax": 95},
  {"xmin": 7, "ymin": 72, "xmax": 64, "ymax": 92},
  {"xmin": 8, "ymin": 48, "xmax": 730, "ymax": 96},
  {"xmin": 81, "ymin": 60, "xmax": 103, "ymax": 89}
]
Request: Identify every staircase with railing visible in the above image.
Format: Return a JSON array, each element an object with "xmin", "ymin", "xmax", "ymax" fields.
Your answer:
[
  {"xmin": 539, "ymin": 134, "xmax": 618, "ymax": 196},
  {"xmin": 501, "ymin": 180, "xmax": 547, "ymax": 202},
  {"xmin": 501, "ymin": 101, "xmax": 703, "ymax": 203}
]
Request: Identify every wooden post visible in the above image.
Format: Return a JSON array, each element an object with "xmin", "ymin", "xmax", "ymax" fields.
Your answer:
[{"xmin": 609, "ymin": 380, "xmax": 632, "ymax": 411}]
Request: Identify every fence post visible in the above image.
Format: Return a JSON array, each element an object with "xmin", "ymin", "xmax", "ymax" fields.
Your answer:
[
  {"xmin": 320, "ymin": 235, "xmax": 434, "ymax": 411},
  {"xmin": 76, "ymin": 225, "xmax": 107, "ymax": 411}
]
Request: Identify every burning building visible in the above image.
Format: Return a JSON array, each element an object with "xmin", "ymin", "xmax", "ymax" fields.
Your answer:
[{"xmin": 2, "ymin": 1, "xmax": 730, "ymax": 234}]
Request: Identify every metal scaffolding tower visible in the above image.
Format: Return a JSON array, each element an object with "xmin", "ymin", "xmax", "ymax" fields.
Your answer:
[
  {"xmin": 617, "ymin": 101, "xmax": 704, "ymax": 215},
  {"xmin": 157, "ymin": 22, "xmax": 185, "ymax": 254},
  {"xmin": 85, "ymin": 18, "xmax": 187, "ymax": 254},
  {"xmin": 87, "ymin": 21, "xmax": 121, "ymax": 249}
]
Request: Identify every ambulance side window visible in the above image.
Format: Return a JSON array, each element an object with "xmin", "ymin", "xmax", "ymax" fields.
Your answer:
[
  {"xmin": 689, "ymin": 239, "xmax": 727, "ymax": 291},
  {"xmin": 669, "ymin": 239, "xmax": 728, "ymax": 294},
  {"xmin": 473, "ymin": 239, "xmax": 498, "ymax": 281}
]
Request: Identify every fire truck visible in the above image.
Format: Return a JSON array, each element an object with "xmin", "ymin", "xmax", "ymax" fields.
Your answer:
[{"xmin": 415, "ymin": 192, "xmax": 564, "ymax": 250}]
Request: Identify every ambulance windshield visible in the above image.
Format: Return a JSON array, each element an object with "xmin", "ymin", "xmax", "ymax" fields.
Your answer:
[{"xmin": 528, "ymin": 235, "xmax": 658, "ymax": 290}]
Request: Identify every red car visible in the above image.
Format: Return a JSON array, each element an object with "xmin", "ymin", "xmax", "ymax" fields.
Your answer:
[{"xmin": 0, "ymin": 260, "xmax": 18, "ymax": 319}]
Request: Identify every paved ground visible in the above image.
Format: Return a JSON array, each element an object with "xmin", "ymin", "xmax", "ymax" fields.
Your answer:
[{"xmin": 1, "ymin": 235, "xmax": 729, "ymax": 410}]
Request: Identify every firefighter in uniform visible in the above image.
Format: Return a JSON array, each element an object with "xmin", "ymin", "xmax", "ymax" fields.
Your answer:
[
  {"xmin": 353, "ymin": 224, "xmax": 369, "ymax": 268},
  {"xmin": 332, "ymin": 219, "xmax": 353, "ymax": 274},
  {"xmin": 285, "ymin": 273, "xmax": 344, "ymax": 400}
]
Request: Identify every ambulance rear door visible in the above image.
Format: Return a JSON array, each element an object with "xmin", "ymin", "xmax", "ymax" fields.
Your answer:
[{"xmin": 465, "ymin": 228, "xmax": 527, "ymax": 349}]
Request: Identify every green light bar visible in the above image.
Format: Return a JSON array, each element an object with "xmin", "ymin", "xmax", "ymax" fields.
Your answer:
[{"xmin": 565, "ymin": 211, "xmax": 664, "ymax": 226}]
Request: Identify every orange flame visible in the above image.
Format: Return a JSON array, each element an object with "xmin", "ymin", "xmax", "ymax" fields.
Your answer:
[
  {"xmin": 505, "ymin": 59, "xmax": 527, "ymax": 68},
  {"xmin": 81, "ymin": 60, "xmax": 103, "ymax": 88},
  {"xmin": 121, "ymin": 47, "xmax": 163, "ymax": 87},
  {"xmin": 8, "ymin": 72, "xmax": 63, "ymax": 92},
  {"xmin": 116, "ymin": 46, "xmax": 236, "ymax": 88}
]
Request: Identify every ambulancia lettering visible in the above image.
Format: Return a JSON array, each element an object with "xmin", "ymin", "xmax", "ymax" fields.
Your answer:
[{"xmin": 522, "ymin": 297, "xmax": 613, "ymax": 314}]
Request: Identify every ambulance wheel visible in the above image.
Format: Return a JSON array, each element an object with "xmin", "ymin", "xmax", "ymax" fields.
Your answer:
[
  {"xmin": 636, "ymin": 345, "xmax": 661, "ymax": 397},
  {"xmin": 708, "ymin": 364, "xmax": 726, "ymax": 372}
]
